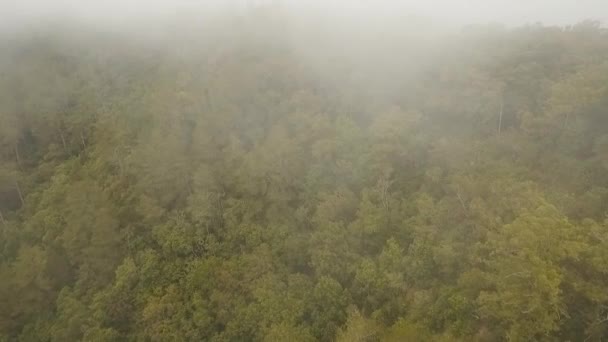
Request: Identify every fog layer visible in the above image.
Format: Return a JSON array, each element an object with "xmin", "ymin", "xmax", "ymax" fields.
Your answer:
[{"xmin": 2, "ymin": 0, "xmax": 608, "ymax": 33}]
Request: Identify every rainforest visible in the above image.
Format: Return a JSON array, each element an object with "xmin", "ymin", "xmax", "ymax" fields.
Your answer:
[{"xmin": 1, "ymin": 4, "xmax": 608, "ymax": 341}]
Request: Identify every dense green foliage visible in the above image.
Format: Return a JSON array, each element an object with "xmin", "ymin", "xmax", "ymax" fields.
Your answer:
[{"xmin": 1, "ymin": 9, "xmax": 608, "ymax": 341}]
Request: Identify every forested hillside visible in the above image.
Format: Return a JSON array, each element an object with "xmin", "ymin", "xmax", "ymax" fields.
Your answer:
[{"xmin": 1, "ymin": 8, "xmax": 608, "ymax": 341}]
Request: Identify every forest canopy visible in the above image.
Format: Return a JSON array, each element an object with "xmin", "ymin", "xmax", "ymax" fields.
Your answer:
[{"xmin": 1, "ymin": 5, "xmax": 608, "ymax": 342}]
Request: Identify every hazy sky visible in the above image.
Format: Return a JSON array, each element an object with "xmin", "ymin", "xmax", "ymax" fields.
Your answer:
[
  {"xmin": 2, "ymin": 0, "xmax": 608, "ymax": 31},
  {"xmin": 390, "ymin": 0, "xmax": 607, "ymax": 25}
]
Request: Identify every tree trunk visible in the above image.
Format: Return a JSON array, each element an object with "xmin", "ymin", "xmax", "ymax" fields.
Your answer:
[
  {"xmin": 457, "ymin": 191, "xmax": 467, "ymax": 212},
  {"xmin": 14, "ymin": 143, "xmax": 22, "ymax": 170},
  {"xmin": 60, "ymin": 130, "xmax": 68, "ymax": 152},
  {"xmin": 456, "ymin": 186, "xmax": 469, "ymax": 218},
  {"xmin": 14, "ymin": 180, "xmax": 24, "ymax": 207},
  {"xmin": 80, "ymin": 131, "xmax": 87, "ymax": 149}
]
